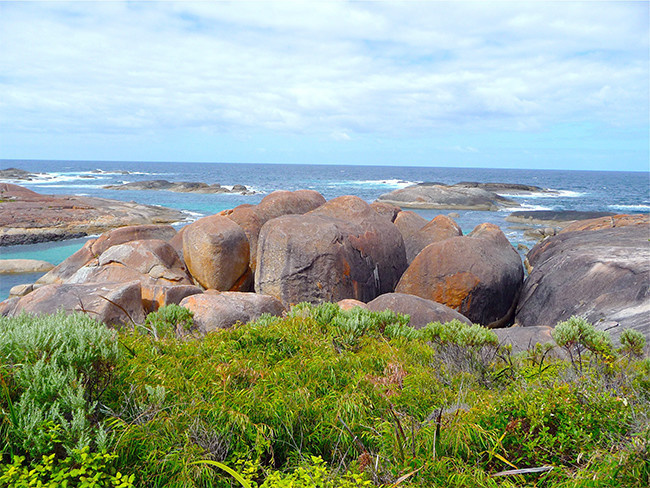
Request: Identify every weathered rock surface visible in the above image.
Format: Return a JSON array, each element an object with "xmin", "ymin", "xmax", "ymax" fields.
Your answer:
[
  {"xmin": 5, "ymin": 281, "xmax": 145, "ymax": 326},
  {"xmin": 393, "ymin": 211, "xmax": 428, "ymax": 242},
  {"xmin": 182, "ymin": 215, "xmax": 251, "ymax": 291},
  {"xmin": 0, "ymin": 183, "xmax": 186, "ymax": 245},
  {"xmin": 396, "ymin": 223, "xmax": 523, "ymax": 327},
  {"xmin": 337, "ymin": 299, "xmax": 369, "ymax": 311},
  {"xmin": 104, "ymin": 179, "xmax": 255, "ymax": 194},
  {"xmin": 403, "ymin": 215, "xmax": 463, "ymax": 263},
  {"xmin": 507, "ymin": 210, "xmax": 617, "ymax": 226},
  {"xmin": 377, "ymin": 183, "xmax": 519, "ymax": 211},
  {"xmin": 493, "ymin": 326, "xmax": 557, "ymax": 354},
  {"xmin": 370, "ymin": 201, "xmax": 401, "ymax": 222},
  {"xmin": 179, "ymin": 291, "xmax": 285, "ymax": 332},
  {"xmin": 222, "ymin": 190, "xmax": 326, "ymax": 272},
  {"xmin": 255, "ymin": 196, "xmax": 407, "ymax": 305},
  {"xmin": 0, "ymin": 168, "xmax": 42, "ymax": 180},
  {"xmin": 0, "ymin": 259, "xmax": 54, "ymax": 274},
  {"xmin": 454, "ymin": 182, "xmax": 551, "ymax": 195},
  {"xmin": 66, "ymin": 239, "xmax": 193, "ymax": 311},
  {"xmin": 37, "ymin": 224, "xmax": 178, "ymax": 285},
  {"xmin": 516, "ymin": 223, "xmax": 650, "ymax": 339},
  {"xmin": 367, "ymin": 293, "xmax": 471, "ymax": 329},
  {"xmin": 560, "ymin": 213, "xmax": 649, "ymax": 233}
]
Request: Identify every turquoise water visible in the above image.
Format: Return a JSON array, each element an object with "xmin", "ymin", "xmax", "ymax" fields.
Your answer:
[{"xmin": 1, "ymin": 160, "xmax": 648, "ymax": 300}]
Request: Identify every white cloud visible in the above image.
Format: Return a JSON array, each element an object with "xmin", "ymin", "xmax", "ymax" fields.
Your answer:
[{"xmin": 0, "ymin": 0, "xmax": 647, "ymax": 141}]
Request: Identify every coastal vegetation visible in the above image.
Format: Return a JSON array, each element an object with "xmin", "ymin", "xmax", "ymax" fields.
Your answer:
[{"xmin": 1, "ymin": 306, "xmax": 648, "ymax": 487}]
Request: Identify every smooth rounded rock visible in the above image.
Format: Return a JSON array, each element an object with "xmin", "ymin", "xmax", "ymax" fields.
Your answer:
[
  {"xmin": 367, "ymin": 292, "xmax": 471, "ymax": 328},
  {"xmin": 0, "ymin": 259, "xmax": 54, "ymax": 274}
]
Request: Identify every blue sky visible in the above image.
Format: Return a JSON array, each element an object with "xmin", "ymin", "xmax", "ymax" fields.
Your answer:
[{"xmin": 1, "ymin": 1, "xmax": 648, "ymax": 171}]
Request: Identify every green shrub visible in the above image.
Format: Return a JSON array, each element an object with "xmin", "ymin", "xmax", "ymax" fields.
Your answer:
[
  {"xmin": 0, "ymin": 311, "xmax": 121, "ymax": 458},
  {"xmin": 142, "ymin": 304, "xmax": 195, "ymax": 339},
  {"xmin": 620, "ymin": 329, "xmax": 646, "ymax": 358}
]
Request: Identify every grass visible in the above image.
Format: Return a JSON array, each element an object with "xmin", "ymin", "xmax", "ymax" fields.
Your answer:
[{"xmin": 1, "ymin": 305, "xmax": 648, "ymax": 487}]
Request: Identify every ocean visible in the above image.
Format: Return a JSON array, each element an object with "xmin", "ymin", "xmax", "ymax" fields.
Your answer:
[{"xmin": 1, "ymin": 159, "xmax": 649, "ymax": 300}]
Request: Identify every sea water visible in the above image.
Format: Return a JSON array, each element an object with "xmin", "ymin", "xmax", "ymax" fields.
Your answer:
[{"xmin": 1, "ymin": 160, "xmax": 649, "ymax": 300}]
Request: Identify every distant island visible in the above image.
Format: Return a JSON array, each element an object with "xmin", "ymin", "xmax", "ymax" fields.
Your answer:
[{"xmin": 104, "ymin": 179, "xmax": 255, "ymax": 195}]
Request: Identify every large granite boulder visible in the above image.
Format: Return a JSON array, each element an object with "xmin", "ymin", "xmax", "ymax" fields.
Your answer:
[
  {"xmin": 222, "ymin": 190, "xmax": 326, "ymax": 271},
  {"xmin": 66, "ymin": 239, "xmax": 193, "ymax": 312},
  {"xmin": 179, "ymin": 291, "xmax": 285, "ymax": 332},
  {"xmin": 376, "ymin": 183, "xmax": 519, "ymax": 211},
  {"xmin": 560, "ymin": 213, "xmax": 649, "ymax": 233},
  {"xmin": 393, "ymin": 211, "xmax": 428, "ymax": 241},
  {"xmin": 37, "ymin": 224, "xmax": 178, "ymax": 285},
  {"xmin": 182, "ymin": 215, "xmax": 251, "ymax": 291},
  {"xmin": 493, "ymin": 326, "xmax": 557, "ymax": 355},
  {"xmin": 515, "ymin": 223, "xmax": 650, "ymax": 340},
  {"xmin": 5, "ymin": 281, "xmax": 145, "ymax": 326},
  {"xmin": 403, "ymin": 215, "xmax": 463, "ymax": 263},
  {"xmin": 255, "ymin": 196, "xmax": 407, "ymax": 305},
  {"xmin": 396, "ymin": 223, "xmax": 523, "ymax": 327},
  {"xmin": 367, "ymin": 293, "xmax": 471, "ymax": 329}
]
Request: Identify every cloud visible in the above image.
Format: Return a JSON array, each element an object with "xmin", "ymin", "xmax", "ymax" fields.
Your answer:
[{"xmin": 0, "ymin": 0, "xmax": 647, "ymax": 143}]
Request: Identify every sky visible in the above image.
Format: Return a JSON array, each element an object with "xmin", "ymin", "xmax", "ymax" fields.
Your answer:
[{"xmin": 0, "ymin": 1, "xmax": 648, "ymax": 171}]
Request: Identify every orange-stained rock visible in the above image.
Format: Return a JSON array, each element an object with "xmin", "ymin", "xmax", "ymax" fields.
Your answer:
[
  {"xmin": 404, "ymin": 214, "xmax": 463, "ymax": 263},
  {"xmin": 337, "ymin": 299, "xmax": 370, "ymax": 311},
  {"xmin": 149, "ymin": 284, "xmax": 203, "ymax": 310},
  {"xmin": 559, "ymin": 213, "xmax": 649, "ymax": 234},
  {"xmin": 396, "ymin": 223, "xmax": 523, "ymax": 327},
  {"xmin": 394, "ymin": 210, "xmax": 428, "ymax": 241},
  {"xmin": 179, "ymin": 291, "xmax": 285, "ymax": 332},
  {"xmin": 255, "ymin": 196, "xmax": 407, "ymax": 305},
  {"xmin": 37, "ymin": 239, "xmax": 97, "ymax": 285},
  {"xmin": 182, "ymin": 215, "xmax": 250, "ymax": 291},
  {"xmin": 8, "ymin": 281, "xmax": 145, "ymax": 326},
  {"xmin": 370, "ymin": 202, "xmax": 401, "ymax": 222},
  {"xmin": 66, "ymin": 239, "xmax": 193, "ymax": 312},
  {"xmin": 367, "ymin": 292, "xmax": 471, "ymax": 328}
]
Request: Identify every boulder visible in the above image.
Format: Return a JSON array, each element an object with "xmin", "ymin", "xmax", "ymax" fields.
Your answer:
[
  {"xmin": 0, "ymin": 259, "xmax": 54, "ymax": 274},
  {"xmin": 515, "ymin": 224, "xmax": 650, "ymax": 340},
  {"xmin": 370, "ymin": 201, "xmax": 401, "ymax": 222},
  {"xmin": 255, "ymin": 196, "xmax": 407, "ymax": 305},
  {"xmin": 7, "ymin": 281, "xmax": 145, "ymax": 326},
  {"xmin": 367, "ymin": 293, "xmax": 471, "ymax": 329},
  {"xmin": 404, "ymin": 215, "xmax": 463, "ymax": 263},
  {"xmin": 394, "ymin": 211, "xmax": 428, "ymax": 241},
  {"xmin": 376, "ymin": 183, "xmax": 519, "ymax": 211},
  {"xmin": 493, "ymin": 326, "xmax": 558, "ymax": 355},
  {"xmin": 337, "ymin": 299, "xmax": 369, "ymax": 311},
  {"xmin": 149, "ymin": 284, "xmax": 203, "ymax": 310},
  {"xmin": 396, "ymin": 223, "xmax": 523, "ymax": 327},
  {"xmin": 560, "ymin": 213, "xmax": 649, "ymax": 233},
  {"xmin": 182, "ymin": 215, "xmax": 250, "ymax": 291},
  {"xmin": 66, "ymin": 239, "xmax": 193, "ymax": 311},
  {"xmin": 38, "ymin": 224, "xmax": 178, "ymax": 285},
  {"xmin": 179, "ymin": 291, "xmax": 285, "ymax": 332}
]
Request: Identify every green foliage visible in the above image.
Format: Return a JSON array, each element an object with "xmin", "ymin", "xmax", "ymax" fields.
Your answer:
[
  {"xmin": 0, "ymin": 446, "xmax": 134, "ymax": 487},
  {"xmin": 142, "ymin": 304, "xmax": 195, "ymax": 339},
  {"xmin": 1, "ymin": 304, "xmax": 648, "ymax": 487},
  {"xmin": 620, "ymin": 329, "xmax": 646, "ymax": 358},
  {"xmin": 0, "ymin": 311, "xmax": 121, "ymax": 458}
]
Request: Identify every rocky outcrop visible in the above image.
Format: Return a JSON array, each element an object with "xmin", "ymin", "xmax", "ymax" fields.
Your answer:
[
  {"xmin": 0, "ymin": 183, "xmax": 186, "ymax": 246},
  {"xmin": 403, "ymin": 215, "xmax": 463, "ymax": 263},
  {"xmin": 104, "ymin": 180, "xmax": 255, "ymax": 195},
  {"xmin": 366, "ymin": 293, "xmax": 471, "ymax": 328},
  {"xmin": 393, "ymin": 211, "xmax": 428, "ymax": 242},
  {"xmin": 4, "ymin": 281, "xmax": 145, "ymax": 326},
  {"xmin": 396, "ymin": 223, "xmax": 523, "ymax": 327},
  {"xmin": 453, "ymin": 182, "xmax": 551, "ymax": 195},
  {"xmin": 493, "ymin": 326, "xmax": 558, "ymax": 355},
  {"xmin": 377, "ymin": 183, "xmax": 519, "ymax": 211},
  {"xmin": 507, "ymin": 210, "xmax": 618, "ymax": 226},
  {"xmin": 37, "ymin": 224, "xmax": 178, "ymax": 285},
  {"xmin": 179, "ymin": 291, "xmax": 285, "ymax": 332},
  {"xmin": 515, "ymin": 223, "xmax": 650, "ymax": 340},
  {"xmin": 182, "ymin": 215, "xmax": 251, "ymax": 291},
  {"xmin": 255, "ymin": 196, "xmax": 407, "ymax": 305},
  {"xmin": 0, "ymin": 259, "xmax": 54, "ymax": 274},
  {"xmin": 560, "ymin": 213, "xmax": 649, "ymax": 233},
  {"xmin": 0, "ymin": 168, "xmax": 42, "ymax": 180}
]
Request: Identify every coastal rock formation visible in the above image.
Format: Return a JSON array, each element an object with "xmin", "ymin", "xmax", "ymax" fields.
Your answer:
[
  {"xmin": 506, "ymin": 210, "xmax": 618, "ymax": 226},
  {"xmin": 0, "ymin": 259, "xmax": 54, "ymax": 274},
  {"xmin": 0, "ymin": 168, "xmax": 42, "ymax": 180},
  {"xmin": 4, "ymin": 281, "xmax": 145, "ymax": 326},
  {"xmin": 403, "ymin": 215, "xmax": 463, "ymax": 264},
  {"xmin": 493, "ymin": 326, "xmax": 558, "ymax": 355},
  {"xmin": 104, "ymin": 179, "xmax": 255, "ymax": 195},
  {"xmin": 37, "ymin": 224, "xmax": 178, "ymax": 285},
  {"xmin": 366, "ymin": 293, "xmax": 471, "ymax": 328},
  {"xmin": 377, "ymin": 183, "xmax": 519, "ymax": 211},
  {"xmin": 222, "ymin": 189, "xmax": 326, "ymax": 271},
  {"xmin": 255, "ymin": 196, "xmax": 407, "ymax": 305},
  {"xmin": 393, "ymin": 210, "xmax": 429, "ymax": 242},
  {"xmin": 65, "ymin": 239, "xmax": 193, "ymax": 312},
  {"xmin": 179, "ymin": 291, "xmax": 285, "ymax": 332},
  {"xmin": 560, "ymin": 213, "xmax": 649, "ymax": 233},
  {"xmin": 182, "ymin": 215, "xmax": 251, "ymax": 291},
  {"xmin": 453, "ymin": 182, "xmax": 551, "ymax": 195},
  {"xmin": 396, "ymin": 223, "xmax": 523, "ymax": 327},
  {"xmin": 0, "ymin": 183, "xmax": 186, "ymax": 246},
  {"xmin": 515, "ymin": 221, "xmax": 650, "ymax": 339}
]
